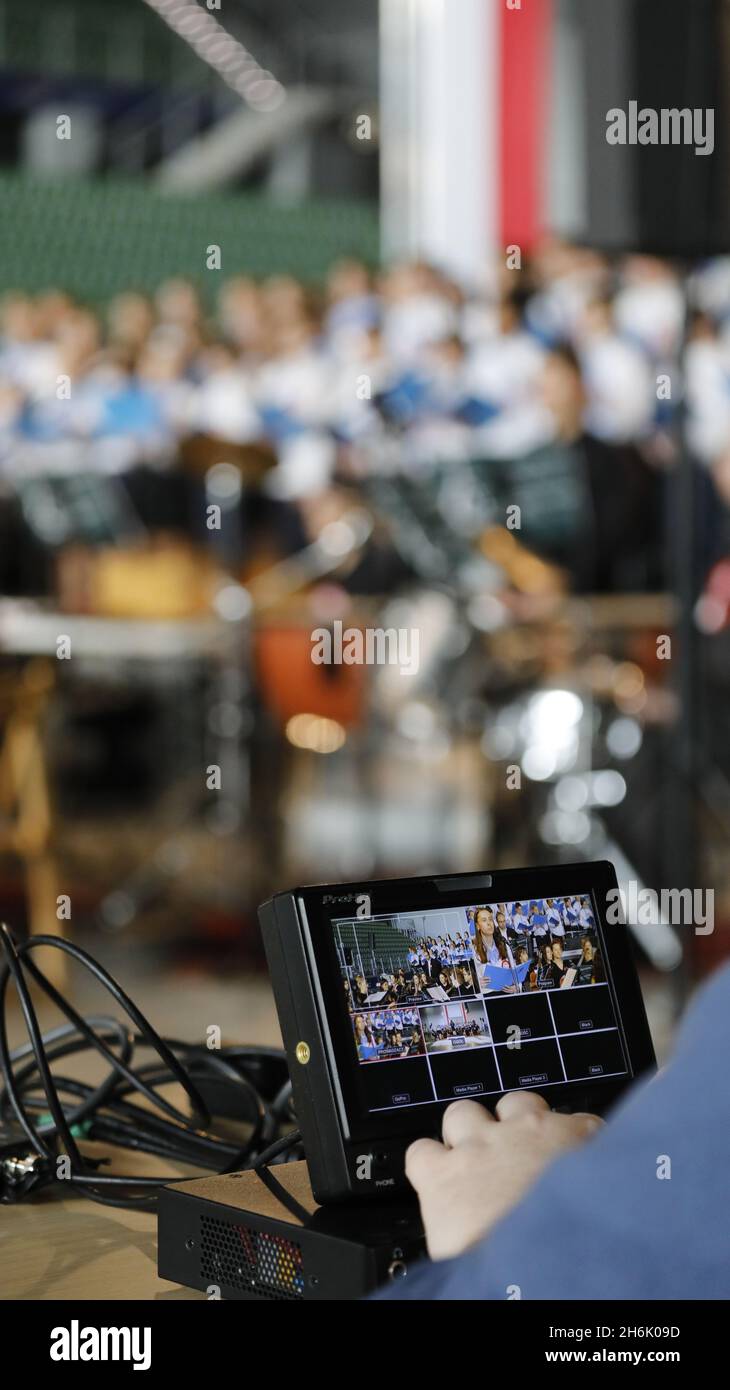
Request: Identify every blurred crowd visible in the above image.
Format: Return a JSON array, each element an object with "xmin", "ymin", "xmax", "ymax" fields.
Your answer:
[{"xmin": 2, "ymin": 240, "xmax": 730, "ymax": 600}]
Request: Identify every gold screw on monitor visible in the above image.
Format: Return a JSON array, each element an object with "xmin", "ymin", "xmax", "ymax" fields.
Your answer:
[{"xmin": 295, "ymin": 1041, "xmax": 311, "ymax": 1065}]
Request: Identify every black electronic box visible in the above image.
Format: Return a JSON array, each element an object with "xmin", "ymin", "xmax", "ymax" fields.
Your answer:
[{"xmin": 157, "ymin": 1162, "xmax": 425, "ymax": 1300}]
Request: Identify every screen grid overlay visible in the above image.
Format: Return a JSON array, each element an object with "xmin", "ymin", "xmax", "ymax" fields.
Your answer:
[{"xmin": 336, "ymin": 895, "xmax": 627, "ymax": 1114}]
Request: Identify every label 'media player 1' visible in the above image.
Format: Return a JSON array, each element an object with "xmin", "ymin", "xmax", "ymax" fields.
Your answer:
[{"xmin": 258, "ymin": 862, "xmax": 655, "ymax": 1204}]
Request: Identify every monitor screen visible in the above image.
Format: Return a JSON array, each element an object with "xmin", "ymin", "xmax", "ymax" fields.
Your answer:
[{"xmin": 334, "ymin": 891, "xmax": 629, "ymax": 1117}]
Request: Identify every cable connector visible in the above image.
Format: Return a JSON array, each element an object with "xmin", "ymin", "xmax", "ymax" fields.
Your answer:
[{"xmin": 0, "ymin": 1149, "xmax": 51, "ymax": 1203}]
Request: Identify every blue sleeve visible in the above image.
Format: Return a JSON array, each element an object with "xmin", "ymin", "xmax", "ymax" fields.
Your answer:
[{"xmin": 377, "ymin": 963, "xmax": 730, "ymax": 1301}]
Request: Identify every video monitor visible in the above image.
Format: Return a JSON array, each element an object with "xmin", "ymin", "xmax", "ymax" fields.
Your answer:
[{"xmin": 259, "ymin": 863, "xmax": 655, "ymax": 1202}]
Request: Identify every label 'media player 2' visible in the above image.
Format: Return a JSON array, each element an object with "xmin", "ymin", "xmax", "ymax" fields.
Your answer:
[{"xmin": 258, "ymin": 862, "xmax": 655, "ymax": 1203}]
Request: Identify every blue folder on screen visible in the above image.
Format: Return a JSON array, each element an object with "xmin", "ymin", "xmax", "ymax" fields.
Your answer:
[{"xmin": 480, "ymin": 962, "xmax": 530, "ymax": 992}]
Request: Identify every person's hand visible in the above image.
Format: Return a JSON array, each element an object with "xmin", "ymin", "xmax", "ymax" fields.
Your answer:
[{"xmin": 405, "ymin": 1093, "xmax": 603, "ymax": 1260}]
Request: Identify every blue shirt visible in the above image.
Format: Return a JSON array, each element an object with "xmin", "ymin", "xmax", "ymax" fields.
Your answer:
[{"xmin": 377, "ymin": 963, "xmax": 730, "ymax": 1300}]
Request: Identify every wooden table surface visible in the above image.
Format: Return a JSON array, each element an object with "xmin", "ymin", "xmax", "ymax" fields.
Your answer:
[{"xmin": 1, "ymin": 1145, "xmax": 203, "ymax": 1301}]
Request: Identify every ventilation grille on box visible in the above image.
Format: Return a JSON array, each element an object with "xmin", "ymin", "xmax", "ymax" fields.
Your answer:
[{"xmin": 200, "ymin": 1215, "xmax": 305, "ymax": 1300}]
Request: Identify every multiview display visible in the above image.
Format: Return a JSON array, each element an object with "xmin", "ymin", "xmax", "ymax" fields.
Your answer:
[{"xmin": 335, "ymin": 893, "xmax": 628, "ymax": 1114}]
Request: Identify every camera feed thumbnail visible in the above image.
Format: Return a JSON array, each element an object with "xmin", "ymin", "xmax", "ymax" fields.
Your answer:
[
  {"xmin": 421, "ymin": 1000, "xmax": 491, "ymax": 1053},
  {"xmin": 351, "ymin": 1008, "xmax": 425, "ymax": 1062},
  {"xmin": 467, "ymin": 897, "xmax": 601, "ymax": 996},
  {"xmin": 342, "ymin": 941, "xmax": 479, "ymax": 1014}
]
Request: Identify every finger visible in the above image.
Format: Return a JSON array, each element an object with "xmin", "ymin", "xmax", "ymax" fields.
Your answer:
[
  {"xmin": 495, "ymin": 1089, "xmax": 551, "ymax": 1121},
  {"xmin": 571, "ymin": 1111, "xmax": 605, "ymax": 1132},
  {"xmin": 405, "ymin": 1136, "xmax": 447, "ymax": 1190},
  {"xmin": 441, "ymin": 1099, "xmax": 495, "ymax": 1149}
]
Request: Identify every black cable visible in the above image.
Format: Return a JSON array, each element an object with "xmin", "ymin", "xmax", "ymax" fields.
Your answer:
[
  {"xmin": 3, "ymin": 1018, "xmax": 133, "ymax": 1135},
  {"xmin": 20, "ymin": 936, "xmax": 211, "ymax": 1127},
  {"xmin": 271, "ymin": 1076, "xmax": 294, "ymax": 1122},
  {"xmin": 0, "ymin": 925, "xmax": 82, "ymax": 1169},
  {"xmin": 253, "ymin": 1129, "xmax": 302, "ymax": 1169},
  {"xmin": 0, "ymin": 923, "xmax": 297, "ymax": 1210},
  {"xmin": 254, "ymin": 1158, "xmax": 310, "ymax": 1225}
]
